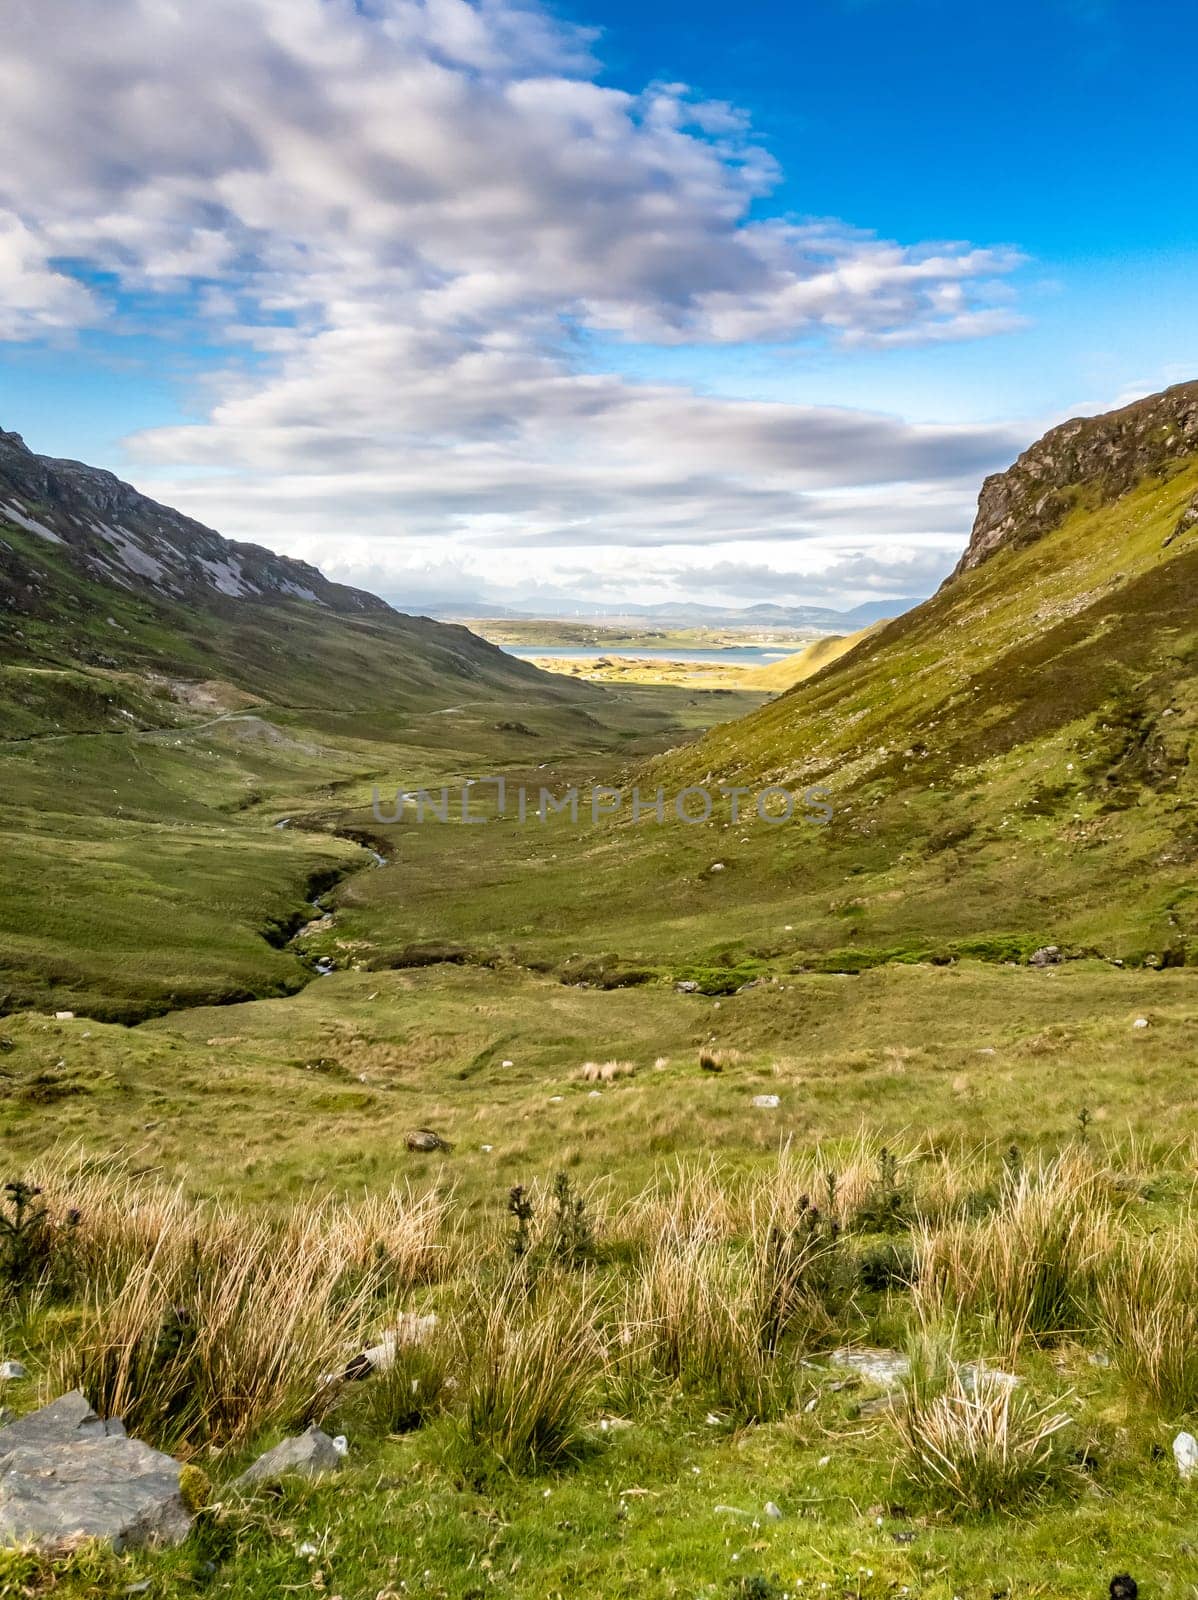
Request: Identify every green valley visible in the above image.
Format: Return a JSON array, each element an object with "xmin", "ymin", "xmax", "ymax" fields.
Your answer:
[{"xmin": 1, "ymin": 387, "xmax": 1197, "ymax": 1600}]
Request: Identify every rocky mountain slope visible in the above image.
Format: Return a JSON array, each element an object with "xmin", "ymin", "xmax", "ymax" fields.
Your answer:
[
  {"xmin": 666, "ymin": 381, "xmax": 1198, "ymax": 794},
  {"xmin": 0, "ymin": 428, "xmax": 385, "ymax": 616},
  {"xmin": 0, "ymin": 427, "xmax": 597, "ymax": 735},
  {"xmin": 953, "ymin": 380, "xmax": 1198, "ymax": 576}
]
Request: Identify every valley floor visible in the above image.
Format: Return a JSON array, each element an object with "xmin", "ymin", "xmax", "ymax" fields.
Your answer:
[{"xmin": 2, "ymin": 652, "xmax": 1197, "ymax": 1599}]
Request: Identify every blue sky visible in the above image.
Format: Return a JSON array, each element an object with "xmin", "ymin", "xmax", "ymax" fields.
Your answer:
[
  {"xmin": 1, "ymin": 0, "xmax": 1194, "ymax": 610},
  {"xmin": 574, "ymin": 0, "xmax": 1198, "ymax": 421}
]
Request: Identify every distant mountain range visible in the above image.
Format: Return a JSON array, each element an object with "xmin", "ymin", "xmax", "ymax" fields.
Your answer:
[{"xmin": 417, "ymin": 597, "xmax": 908, "ymax": 629}]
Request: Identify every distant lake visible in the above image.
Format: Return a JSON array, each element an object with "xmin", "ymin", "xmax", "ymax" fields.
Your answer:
[{"xmin": 502, "ymin": 644, "xmax": 792, "ymax": 666}]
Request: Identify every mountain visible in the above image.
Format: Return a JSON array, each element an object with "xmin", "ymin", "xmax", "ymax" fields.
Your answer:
[
  {"xmin": 953, "ymin": 381, "xmax": 1198, "ymax": 578},
  {"xmin": 643, "ymin": 381, "xmax": 1198, "ymax": 959},
  {"xmin": 0, "ymin": 428, "xmax": 600, "ymax": 736},
  {"xmin": 427, "ymin": 597, "xmax": 917, "ymax": 629},
  {"xmin": 0, "ymin": 428, "xmax": 386, "ymax": 618},
  {"xmin": 0, "ymin": 428, "xmax": 612, "ymax": 1018}
]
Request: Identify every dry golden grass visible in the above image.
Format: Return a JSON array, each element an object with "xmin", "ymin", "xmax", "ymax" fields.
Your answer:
[
  {"xmin": 58, "ymin": 1209, "xmax": 382, "ymax": 1452},
  {"xmin": 9, "ymin": 1135, "xmax": 1178, "ymax": 1483},
  {"xmin": 455, "ymin": 1271, "xmax": 608, "ymax": 1472},
  {"xmin": 29, "ymin": 1148, "xmax": 455, "ymax": 1451},
  {"xmin": 912, "ymin": 1148, "xmax": 1118, "ymax": 1353},
  {"xmin": 620, "ymin": 1190, "xmax": 843, "ymax": 1420},
  {"xmin": 576, "ymin": 1059, "xmax": 637, "ymax": 1083},
  {"xmin": 1098, "ymin": 1222, "xmax": 1198, "ymax": 1414},
  {"xmin": 895, "ymin": 1352, "xmax": 1074, "ymax": 1513}
]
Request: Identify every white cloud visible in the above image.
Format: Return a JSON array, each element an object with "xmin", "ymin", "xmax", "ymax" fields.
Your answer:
[
  {"xmin": 0, "ymin": 212, "xmax": 99, "ymax": 339},
  {"xmin": 0, "ymin": 0, "xmax": 1029, "ymax": 603}
]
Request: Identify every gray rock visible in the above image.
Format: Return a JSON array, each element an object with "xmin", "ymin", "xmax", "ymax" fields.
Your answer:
[
  {"xmin": 235, "ymin": 1426, "xmax": 344, "ymax": 1488},
  {"xmin": 828, "ymin": 1348, "xmax": 911, "ymax": 1389},
  {"xmin": 958, "ymin": 1362, "xmax": 1021, "ymax": 1394},
  {"xmin": 0, "ymin": 1391, "xmax": 122, "ymax": 1448},
  {"xmin": 953, "ymin": 383, "xmax": 1198, "ymax": 579},
  {"xmin": 674, "ymin": 980, "xmax": 700, "ymax": 993},
  {"xmin": 1175, "ymin": 1430, "xmax": 1198, "ymax": 1479},
  {"xmin": 0, "ymin": 1363, "xmax": 27, "ymax": 1382},
  {"xmin": 1030, "ymin": 945, "xmax": 1061, "ymax": 967},
  {"xmin": 828, "ymin": 1350, "xmax": 1022, "ymax": 1397},
  {"xmin": 344, "ymin": 1312, "xmax": 440, "ymax": 1380},
  {"xmin": 0, "ymin": 1393, "xmax": 188, "ymax": 1552},
  {"xmin": 404, "ymin": 1128, "xmax": 453, "ymax": 1153}
]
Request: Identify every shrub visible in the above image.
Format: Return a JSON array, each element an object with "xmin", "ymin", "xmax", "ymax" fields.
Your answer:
[
  {"xmin": 0, "ymin": 1178, "xmax": 80, "ymax": 1300},
  {"xmin": 547, "ymin": 1172, "xmax": 596, "ymax": 1269}
]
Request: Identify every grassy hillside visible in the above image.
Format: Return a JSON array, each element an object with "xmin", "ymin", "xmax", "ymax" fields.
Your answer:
[
  {"xmin": 319, "ymin": 406, "xmax": 1196, "ymax": 983},
  {"xmin": 3, "ymin": 394, "xmax": 1198, "ymax": 1600},
  {"xmin": 0, "ymin": 436, "xmax": 770, "ymax": 1017},
  {"xmin": 748, "ymin": 621, "xmax": 886, "ymax": 690}
]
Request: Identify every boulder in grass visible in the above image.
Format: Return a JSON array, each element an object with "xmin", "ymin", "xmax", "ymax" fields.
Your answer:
[
  {"xmin": 1030, "ymin": 946, "xmax": 1061, "ymax": 967},
  {"xmin": 404, "ymin": 1129, "xmax": 453, "ymax": 1153},
  {"xmin": 0, "ymin": 1391, "xmax": 190, "ymax": 1553},
  {"xmin": 343, "ymin": 1312, "xmax": 440, "ymax": 1381},
  {"xmin": 235, "ymin": 1426, "xmax": 345, "ymax": 1489},
  {"xmin": 828, "ymin": 1348, "xmax": 911, "ymax": 1389}
]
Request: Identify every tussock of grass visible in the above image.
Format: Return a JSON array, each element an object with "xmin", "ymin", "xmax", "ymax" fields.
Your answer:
[
  {"xmin": 577, "ymin": 1059, "xmax": 636, "ymax": 1083},
  {"xmin": 454, "ymin": 1273, "xmax": 607, "ymax": 1474},
  {"xmin": 623, "ymin": 1196, "xmax": 844, "ymax": 1421},
  {"xmin": 912, "ymin": 1148, "xmax": 1117, "ymax": 1351},
  {"xmin": 61, "ymin": 1213, "xmax": 382, "ymax": 1452},
  {"xmin": 1098, "ymin": 1223, "xmax": 1198, "ymax": 1414},
  {"xmin": 895, "ymin": 1343, "xmax": 1075, "ymax": 1514},
  {"xmin": 29, "ymin": 1152, "xmax": 453, "ymax": 1451}
]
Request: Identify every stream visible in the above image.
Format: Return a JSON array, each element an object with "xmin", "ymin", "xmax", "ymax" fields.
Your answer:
[{"xmin": 281, "ymin": 822, "xmax": 391, "ymax": 980}]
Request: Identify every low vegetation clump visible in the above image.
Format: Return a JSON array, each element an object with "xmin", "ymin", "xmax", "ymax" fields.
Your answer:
[
  {"xmin": 577, "ymin": 1059, "xmax": 636, "ymax": 1083},
  {"xmin": 4, "ymin": 1129, "xmax": 1198, "ymax": 1594},
  {"xmin": 894, "ymin": 1347, "xmax": 1075, "ymax": 1514},
  {"xmin": 454, "ymin": 1272, "xmax": 608, "ymax": 1475},
  {"xmin": 911, "ymin": 1149, "xmax": 1117, "ymax": 1352},
  {"xmin": 1098, "ymin": 1224, "xmax": 1198, "ymax": 1414}
]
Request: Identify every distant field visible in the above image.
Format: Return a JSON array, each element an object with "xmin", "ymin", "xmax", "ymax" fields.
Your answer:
[{"xmin": 466, "ymin": 618, "xmax": 822, "ymax": 649}]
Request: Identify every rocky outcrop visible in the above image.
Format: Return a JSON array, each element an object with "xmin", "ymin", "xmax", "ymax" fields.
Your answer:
[
  {"xmin": 953, "ymin": 380, "xmax": 1198, "ymax": 577},
  {"xmin": 0, "ymin": 427, "xmax": 389, "ymax": 616},
  {"xmin": 1164, "ymin": 492, "xmax": 1198, "ymax": 548},
  {"xmin": 0, "ymin": 1392, "xmax": 191, "ymax": 1553}
]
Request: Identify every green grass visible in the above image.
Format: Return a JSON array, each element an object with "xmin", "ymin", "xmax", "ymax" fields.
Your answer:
[
  {"xmin": 6, "ymin": 1129, "xmax": 1198, "ymax": 1599},
  {"xmin": 319, "ymin": 460, "xmax": 1198, "ymax": 985},
  {"xmin": 0, "ymin": 565, "xmax": 763, "ymax": 1018},
  {"xmin": 1, "ymin": 427, "xmax": 1198, "ymax": 1597},
  {"xmin": 0, "ymin": 959, "xmax": 1192, "ymax": 1207}
]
